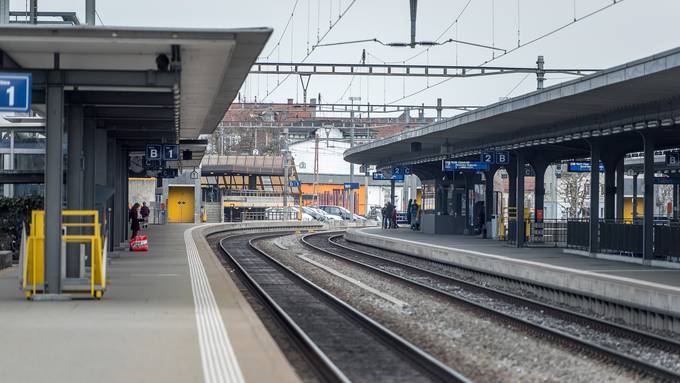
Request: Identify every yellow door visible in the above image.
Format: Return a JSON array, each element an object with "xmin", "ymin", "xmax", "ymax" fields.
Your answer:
[{"xmin": 168, "ymin": 186, "xmax": 195, "ymax": 223}]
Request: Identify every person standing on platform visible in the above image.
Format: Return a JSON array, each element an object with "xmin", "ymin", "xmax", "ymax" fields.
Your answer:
[
  {"xmin": 406, "ymin": 199, "xmax": 413, "ymax": 225},
  {"xmin": 140, "ymin": 202, "xmax": 150, "ymax": 228},
  {"xmin": 410, "ymin": 202, "xmax": 418, "ymax": 230},
  {"xmin": 390, "ymin": 203, "xmax": 398, "ymax": 229},
  {"xmin": 129, "ymin": 203, "xmax": 141, "ymax": 248},
  {"xmin": 381, "ymin": 203, "xmax": 388, "ymax": 229}
]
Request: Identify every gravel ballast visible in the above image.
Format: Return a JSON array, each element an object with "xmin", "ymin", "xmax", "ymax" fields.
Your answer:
[{"xmin": 258, "ymin": 234, "xmax": 648, "ymax": 383}]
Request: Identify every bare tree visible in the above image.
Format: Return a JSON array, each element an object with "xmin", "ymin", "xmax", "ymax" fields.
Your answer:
[
  {"xmin": 558, "ymin": 172, "xmax": 590, "ymax": 219},
  {"xmin": 656, "ymin": 184, "xmax": 674, "ymax": 217}
]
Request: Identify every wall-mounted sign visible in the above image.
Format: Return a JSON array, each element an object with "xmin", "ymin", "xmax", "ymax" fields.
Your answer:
[
  {"xmin": 480, "ymin": 150, "xmax": 510, "ymax": 165},
  {"xmin": 654, "ymin": 177, "xmax": 680, "ymax": 185},
  {"xmin": 0, "ymin": 73, "xmax": 31, "ymax": 112},
  {"xmin": 442, "ymin": 160, "xmax": 490, "ymax": 171},
  {"xmin": 157, "ymin": 168, "xmax": 178, "ymax": 178},
  {"xmin": 146, "ymin": 144, "xmax": 162, "ymax": 160},
  {"xmin": 163, "ymin": 144, "xmax": 179, "ymax": 161},
  {"xmin": 392, "ymin": 166, "xmax": 411, "ymax": 176},
  {"xmin": 665, "ymin": 152, "xmax": 680, "ymax": 167},
  {"xmin": 288, "ymin": 180, "xmax": 301, "ymax": 187},
  {"xmin": 372, "ymin": 172, "xmax": 385, "ymax": 180},
  {"xmin": 343, "ymin": 182, "xmax": 360, "ymax": 189},
  {"xmin": 568, "ymin": 162, "xmax": 605, "ymax": 173}
]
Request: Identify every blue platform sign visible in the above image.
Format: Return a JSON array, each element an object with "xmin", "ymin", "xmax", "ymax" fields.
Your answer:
[
  {"xmin": 288, "ymin": 180, "xmax": 301, "ymax": 187},
  {"xmin": 392, "ymin": 166, "xmax": 411, "ymax": 176},
  {"xmin": 568, "ymin": 162, "xmax": 605, "ymax": 173},
  {"xmin": 0, "ymin": 73, "xmax": 32, "ymax": 112},
  {"xmin": 390, "ymin": 174, "xmax": 405, "ymax": 181},
  {"xmin": 163, "ymin": 144, "xmax": 179, "ymax": 161},
  {"xmin": 495, "ymin": 151, "xmax": 510, "ymax": 165},
  {"xmin": 344, "ymin": 182, "xmax": 360, "ymax": 189},
  {"xmin": 145, "ymin": 144, "xmax": 162, "ymax": 160},
  {"xmin": 372, "ymin": 172, "xmax": 386, "ymax": 180},
  {"xmin": 442, "ymin": 160, "xmax": 490, "ymax": 171},
  {"xmin": 480, "ymin": 151, "xmax": 495, "ymax": 164},
  {"xmin": 655, "ymin": 177, "xmax": 680, "ymax": 185}
]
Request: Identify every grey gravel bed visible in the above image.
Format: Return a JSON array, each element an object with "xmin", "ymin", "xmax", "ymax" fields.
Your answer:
[
  {"xmin": 261, "ymin": 234, "xmax": 647, "ymax": 383},
  {"xmin": 337, "ymin": 236, "xmax": 680, "ymax": 342},
  {"xmin": 331, "ymin": 237, "xmax": 680, "ymax": 374}
]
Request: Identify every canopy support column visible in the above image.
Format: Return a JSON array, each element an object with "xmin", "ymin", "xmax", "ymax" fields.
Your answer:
[
  {"xmin": 515, "ymin": 152, "xmax": 525, "ymax": 247},
  {"xmin": 642, "ymin": 133, "xmax": 655, "ymax": 260},
  {"xmin": 45, "ymin": 71, "xmax": 64, "ymax": 294},
  {"xmin": 588, "ymin": 142, "xmax": 601, "ymax": 253}
]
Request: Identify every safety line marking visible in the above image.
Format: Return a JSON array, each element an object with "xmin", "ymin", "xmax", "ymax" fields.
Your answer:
[
  {"xmin": 185, "ymin": 226, "xmax": 245, "ymax": 383},
  {"xmin": 295, "ymin": 252, "xmax": 409, "ymax": 309}
]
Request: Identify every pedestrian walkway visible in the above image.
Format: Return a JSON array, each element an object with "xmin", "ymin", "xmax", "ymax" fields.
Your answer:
[{"xmin": 0, "ymin": 223, "xmax": 301, "ymax": 383}]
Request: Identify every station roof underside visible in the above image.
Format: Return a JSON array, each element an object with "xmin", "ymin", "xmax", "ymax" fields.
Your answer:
[
  {"xmin": 345, "ymin": 46, "xmax": 680, "ymax": 167},
  {"xmin": 0, "ymin": 25, "xmax": 271, "ymax": 150}
]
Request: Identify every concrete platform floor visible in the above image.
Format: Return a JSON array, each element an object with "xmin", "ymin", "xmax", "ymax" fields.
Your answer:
[
  {"xmin": 347, "ymin": 227, "xmax": 680, "ymax": 314},
  {"xmin": 359, "ymin": 227, "xmax": 680, "ymax": 286},
  {"xmin": 0, "ymin": 223, "xmax": 300, "ymax": 383}
]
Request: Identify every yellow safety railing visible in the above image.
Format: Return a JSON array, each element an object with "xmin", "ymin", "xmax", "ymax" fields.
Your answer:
[{"xmin": 22, "ymin": 210, "xmax": 106, "ymax": 299}]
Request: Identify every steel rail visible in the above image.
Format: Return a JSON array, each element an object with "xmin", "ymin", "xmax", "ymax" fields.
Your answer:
[
  {"xmin": 218, "ymin": 231, "xmax": 472, "ymax": 383},
  {"xmin": 301, "ymin": 231, "xmax": 680, "ymax": 382}
]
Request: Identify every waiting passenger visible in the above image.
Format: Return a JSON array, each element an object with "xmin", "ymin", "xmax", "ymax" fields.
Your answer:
[
  {"xmin": 129, "ymin": 203, "xmax": 141, "ymax": 248},
  {"xmin": 381, "ymin": 203, "xmax": 389, "ymax": 229},
  {"xmin": 140, "ymin": 202, "xmax": 150, "ymax": 228},
  {"xmin": 390, "ymin": 203, "xmax": 398, "ymax": 229}
]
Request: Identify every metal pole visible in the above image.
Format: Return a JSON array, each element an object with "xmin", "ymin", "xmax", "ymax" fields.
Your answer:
[
  {"xmin": 45, "ymin": 71, "xmax": 64, "ymax": 294},
  {"xmin": 615, "ymin": 159, "xmax": 625, "ymax": 220},
  {"xmin": 66, "ymin": 104, "xmax": 84, "ymax": 279},
  {"xmin": 0, "ymin": 0, "xmax": 9, "ymax": 25},
  {"xmin": 85, "ymin": 0, "xmax": 96, "ymax": 26},
  {"xmin": 30, "ymin": 0, "xmax": 37, "ymax": 24},
  {"xmin": 632, "ymin": 173, "xmax": 638, "ymax": 221},
  {"xmin": 642, "ymin": 134, "xmax": 655, "ymax": 260},
  {"xmin": 515, "ymin": 152, "xmax": 525, "ymax": 247},
  {"xmin": 588, "ymin": 143, "xmax": 601, "ymax": 253},
  {"xmin": 536, "ymin": 56, "xmax": 545, "ymax": 90}
]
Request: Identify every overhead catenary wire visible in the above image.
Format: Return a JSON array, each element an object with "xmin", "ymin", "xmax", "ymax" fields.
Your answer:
[
  {"xmin": 260, "ymin": 0, "xmax": 300, "ymax": 60},
  {"xmin": 263, "ymin": 0, "xmax": 358, "ymax": 101},
  {"xmin": 387, "ymin": 0, "xmax": 625, "ymax": 105}
]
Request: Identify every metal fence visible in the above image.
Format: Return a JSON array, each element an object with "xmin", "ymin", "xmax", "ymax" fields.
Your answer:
[{"xmin": 242, "ymin": 210, "xmax": 299, "ymax": 221}]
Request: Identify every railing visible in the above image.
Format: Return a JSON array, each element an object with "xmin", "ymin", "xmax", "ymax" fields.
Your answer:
[
  {"xmin": 527, "ymin": 219, "xmax": 568, "ymax": 247},
  {"xmin": 21, "ymin": 210, "xmax": 106, "ymax": 299},
  {"xmin": 242, "ymin": 210, "xmax": 300, "ymax": 221}
]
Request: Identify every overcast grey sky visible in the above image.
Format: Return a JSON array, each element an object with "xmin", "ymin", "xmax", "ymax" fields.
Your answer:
[{"xmin": 11, "ymin": 0, "xmax": 680, "ymax": 117}]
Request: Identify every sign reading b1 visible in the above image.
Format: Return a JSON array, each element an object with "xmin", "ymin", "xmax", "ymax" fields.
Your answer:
[{"xmin": 0, "ymin": 73, "xmax": 32, "ymax": 112}]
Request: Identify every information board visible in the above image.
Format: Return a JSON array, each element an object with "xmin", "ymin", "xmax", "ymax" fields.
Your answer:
[{"xmin": 0, "ymin": 73, "xmax": 31, "ymax": 112}]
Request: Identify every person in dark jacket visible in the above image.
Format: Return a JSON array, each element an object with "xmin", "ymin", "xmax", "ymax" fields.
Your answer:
[
  {"xmin": 140, "ymin": 202, "xmax": 150, "ymax": 228},
  {"xmin": 381, "ymin": 203, "xmax": 389, "ymax": 229},
  {"xmin": 390, "ymin": 203, "xmax": 398, "ymax": 229},
  {"xmin": 129, "ymin": 203, "xmax": 141, "ymax": 247},
  {"xmin": 406, "ymin": 199, "xmax": 413, "ymax": 225}
]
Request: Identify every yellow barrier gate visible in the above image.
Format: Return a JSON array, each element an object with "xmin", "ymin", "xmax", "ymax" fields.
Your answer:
[{"xmin": 21, "ymin": 210, "xmax": 107, "ymax": 300}]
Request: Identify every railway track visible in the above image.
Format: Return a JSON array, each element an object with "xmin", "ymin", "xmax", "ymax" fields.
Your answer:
[
  {"xmin": 301, "ymin": 231, "xmax": 680, "ymax": 382},
  {"xmin": 218, "ymin": 231, "xmax": 471, "ymax": 383}
]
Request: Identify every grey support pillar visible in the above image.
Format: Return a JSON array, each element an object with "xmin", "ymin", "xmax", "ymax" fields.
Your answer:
[
  {"xmin": 390, "ymin": 179, "xmax": 395, "ymax": 206},
  {"xmin": 85, "ymin": 0, "xmax": 96, "ymax": 26},
  {"xmin": 45, "ymin": 73, "xmax": 64, "ymax": 294},
  {"xmin": 123, "ymin": 148, "xmax": 129, "ymax": 240},
  {"xmin": 515, "ymin": 152, "xmax": 525, "ymax": 247},
  {"xmin": 507, "ymin": 161, "xmax": 517, "ymax": 211},
  {"xmin": 66, "ymin": 104, "xmax": 84, "ymax": 278},
  {"xmin": 532, "ymin": 160, "xmax": 547, "ymax": 222},
  {"xmin": 464, "ymin": 174, "xmax": 472, "ymax": 233},
  {"xmin": 615, "ymin": 159, "xmax": 625, "ymax": 220},
  {"xmin": 106, "ymin": 137, "xmax": 116, "ymax": 251},
  {"xmin": 632, "ymin": 173, "xmax": 639, "ymax": 221},
  {"xmin": 82, "ymin": 117, "xmax": 96, "ymax": 210},
  {"xmin": 0, "ymin": 0, "xmax": 9, "ymax": 25},
  {"xmin": 248, "ymin": 175, "xmax": 257, "ymax": 190},
  {"xmin": 484, "ymin": 169, "xmax": 495, "ymax": 238},
  {"xmin": 604, "ymin": 160, "xmax": 616, "ymax": 220},
  {"xmin": 674, "ymin": 184, "xmax": 679, "ymax": 220},
  {"xmin": 589, "ymin": 143, "xmax": 601, "ymax": 253},
  {"xmin": 642, "ymin": 134, "xmax": 655, "ymax": 260}
]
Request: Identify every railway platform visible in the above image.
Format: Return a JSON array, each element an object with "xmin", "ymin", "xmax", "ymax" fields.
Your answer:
[
  {"xmin": 345, "ymin": 227, "xmax": 680, "ymax": 318},
  {"xmin": 0, "ymin": 223, "xmax": 302, "ymax": 383}
]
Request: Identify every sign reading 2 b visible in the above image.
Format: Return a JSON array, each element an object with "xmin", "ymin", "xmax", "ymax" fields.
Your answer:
[{"xmin": 0, "ymin": 73, "xmax": 32, "ymax": 112}]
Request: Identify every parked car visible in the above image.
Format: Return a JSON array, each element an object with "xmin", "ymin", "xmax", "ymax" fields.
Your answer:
[
  {"xmin": 318, "ymin": 205, "xmax": 352, "ymax": 220},
  {"xmin": 307, "ymin": 206, "xmax": 343, "ymax": 221}
]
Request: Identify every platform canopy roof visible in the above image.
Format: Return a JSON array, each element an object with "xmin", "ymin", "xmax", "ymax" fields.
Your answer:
[
  {"xmin": 0, "ymin": 25, "xmax": 272, "ymax": 145},
  {"xmin": 345, "ymin": 46, "xmax": 680, "ymax": 167}
]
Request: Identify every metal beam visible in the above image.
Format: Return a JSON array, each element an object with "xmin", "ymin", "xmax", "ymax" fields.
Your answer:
[
  {"xmin": 231, "ymin": 102, "xmax": 480, "ymax": 113},
  {"xmin": 0, "ymin": 69, "xmax": 177, "ymax": 88},
  {"xmin": 251, "ymin": 62, "xmax": 600, "ymax": 79},
  {"xmin": 74, "ymin": 91, "xmax": 173, "ymax": 107}
]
